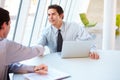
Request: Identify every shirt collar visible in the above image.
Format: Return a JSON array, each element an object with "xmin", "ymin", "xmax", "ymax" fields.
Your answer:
[
  {"xmin": 51, "ymin": 21, "xmax": 65, "ymax": 34},
  {"xmin": 0, "ymin": 37, "xmax": 3, "ymax": 41}
]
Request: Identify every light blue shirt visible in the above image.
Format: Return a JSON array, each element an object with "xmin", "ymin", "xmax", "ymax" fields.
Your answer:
[{"xmin": 38, "ymin": 21, "xmax": 96, "ymax": 53}]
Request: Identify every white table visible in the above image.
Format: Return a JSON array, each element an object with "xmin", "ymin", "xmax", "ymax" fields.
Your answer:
[{"xmin": 13, "ymin": 50, "xmax": 120, "ymax": 80}]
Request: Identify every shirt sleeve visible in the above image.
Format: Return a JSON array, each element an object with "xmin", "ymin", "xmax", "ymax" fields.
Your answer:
[
  {"xmin": 76, "ymin": 24, "xmax": 97, "ymax": 52},
  {"xmin": 8, "ymin": 63, "xmax": 34, "ymax": 74},
  {"xmin": 6, "ymin": 39, "xmax": 44, "ymax": 64},
  {"xmin": 77, "ymin": 25, "xmax": 93, "ymax": 40},
  {"xmin": 38, "ymin": 28, "xmax": 48, "ymax": 46}
]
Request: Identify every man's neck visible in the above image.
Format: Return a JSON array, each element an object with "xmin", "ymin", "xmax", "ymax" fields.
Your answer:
[
  {"xmin": 53, "ymin": 21, "xmax": 63, "ymax": 29},
  {"xmin": 0, "ymin": 31, "xmax": 5, "ymax": 39}
]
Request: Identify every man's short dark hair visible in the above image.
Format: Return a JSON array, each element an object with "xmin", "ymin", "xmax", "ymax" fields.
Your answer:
[
  {"xmin": 48, "ymin": 4, "xmax": 64, "ymax": 15},
  {"xmin": 0, "ymin": 7, "xmax": 10, "ymax": 29}
]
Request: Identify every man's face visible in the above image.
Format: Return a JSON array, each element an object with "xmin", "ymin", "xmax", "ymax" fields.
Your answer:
[{"xmin": 48, "ymin": 9, "xmax": 63, "ymax": 26}]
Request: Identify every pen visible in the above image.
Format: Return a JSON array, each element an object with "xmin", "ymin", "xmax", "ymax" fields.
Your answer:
[
  {"xmin": 34, "ymin": 67, "xmax": 48, "ymax": 75},
  {"xmin": 35, "ymin": 68, "xmax": 43, "ymax": 71}
]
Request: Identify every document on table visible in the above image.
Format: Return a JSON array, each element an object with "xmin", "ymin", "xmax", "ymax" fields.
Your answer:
[{"xmin": 23, "ymin": 67, "xmax": 71, "ymax": 80}]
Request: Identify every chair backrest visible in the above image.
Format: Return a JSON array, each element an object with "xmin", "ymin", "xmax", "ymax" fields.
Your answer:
[
  {"xmin": 116, "ymin": 14, "xmax": 120, "ymax": 28},
  {"xmin": 80, "ymin": 13, "xmax": 89, "ymax": 26}
]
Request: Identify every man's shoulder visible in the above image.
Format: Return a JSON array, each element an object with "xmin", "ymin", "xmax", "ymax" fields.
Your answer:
[
  {"xmin": 65, "ymin": 21, "xmax": 84, "ymax": 28},
  {"xmin": 41, "ymin": 25, "xmax": 53, "ymax": 35},
  {"xmin": 0, "ymin": 38, "xmax": 18, "ymax": 48},
  {"xmin": 43, "ymin": 25, "xmax": 52, "ymax": 30}
]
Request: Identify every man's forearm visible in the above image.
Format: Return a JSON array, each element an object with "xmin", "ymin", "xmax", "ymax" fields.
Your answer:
[{"xmin": 8, "ymin": 63, "xmax": 35, "ymax": 74}]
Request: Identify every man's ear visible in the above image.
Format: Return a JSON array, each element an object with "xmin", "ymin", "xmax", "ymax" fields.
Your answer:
[
  {"xmin": 60, "ymin": 13, "xmax": 64, "ymax": 19},
  {"xmin": 1, "ymin": 22, "xmax": 7, "ymax": 30}
]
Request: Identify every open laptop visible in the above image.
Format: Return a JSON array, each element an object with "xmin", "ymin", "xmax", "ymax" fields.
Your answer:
[{"xmin": 61, "ymin": 40, "xmax": 93, "ymax": 58}]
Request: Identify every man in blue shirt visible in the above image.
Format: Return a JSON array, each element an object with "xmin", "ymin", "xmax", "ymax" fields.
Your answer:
[{"xmin": 38, "ymin": 4, "xmax": 99, "ymax": 59}]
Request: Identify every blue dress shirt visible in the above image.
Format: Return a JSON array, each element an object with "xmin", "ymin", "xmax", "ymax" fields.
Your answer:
[{"xmin": 38, "ymin": 21, "xmax": 96, "ymax": 53}]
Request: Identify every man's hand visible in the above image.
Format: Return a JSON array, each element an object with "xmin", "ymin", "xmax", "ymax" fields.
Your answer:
[
  {"xmin": 34, "ymin": 64, "xmax": 48, "ymax": 75},
  {"xmin": 89, "ymin": 52, "xmax": 99, "ymax": 59}
]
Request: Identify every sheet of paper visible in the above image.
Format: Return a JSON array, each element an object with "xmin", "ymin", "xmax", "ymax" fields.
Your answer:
[
  {"xmin": 24, "ymin": 67, "xmax": 71, "ymax": 80},
  {"xmin": 9, "ymin": 73, "xmax": 13, "ymax": 80}
]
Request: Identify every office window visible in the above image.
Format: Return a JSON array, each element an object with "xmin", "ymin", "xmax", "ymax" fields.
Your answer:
[
  {"xmin": 4, "ymin": 0, "xmax": 21, "ymax": 40},
  {"xmin": 22, "ymin": 0, "xmax": 39, "ymax": 46},
  {"xmin": 1, "ymin": 0, "xmax": 90, "ymax": 46}
]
